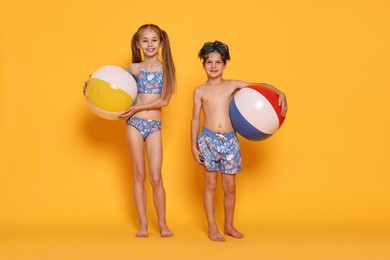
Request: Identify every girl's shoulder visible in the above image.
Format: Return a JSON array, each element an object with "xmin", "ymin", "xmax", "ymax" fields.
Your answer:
[{"xmin": 126, "ymin": 63, "xmax": 142, "ymax": 76}]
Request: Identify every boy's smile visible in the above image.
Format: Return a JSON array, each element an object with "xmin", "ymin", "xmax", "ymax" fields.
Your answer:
[{"xmin": 203, "ymin": 52, "xmax": 226, "ymax": 77}]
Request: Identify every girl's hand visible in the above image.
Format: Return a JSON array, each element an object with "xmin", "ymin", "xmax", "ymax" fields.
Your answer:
[
  {"xmin": 118, "ymin": 106, "xmax": 138, "ymax": 120},
  {"xmin": 277, "ymin": 92, "xmax": 288, "ymax": 117},
  {"xmin": 83, "ymin": 75, "xmax": 91, "ymax": 96},
  {"xmin": 83, "ymin": 80, "xmax": 88, "ymax": 95}
]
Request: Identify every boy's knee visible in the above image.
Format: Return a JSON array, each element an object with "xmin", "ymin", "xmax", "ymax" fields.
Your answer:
[
  {"xmin": 225, "ymin": 186, "xmax": 235, "ymax": 194},
  {"xmin": 205, "ymin": 181, "xmax": 217, "ymax": 192},
  {"xmin": 223, "ymin": 182, "xmax": 236, "ymax": 194}
]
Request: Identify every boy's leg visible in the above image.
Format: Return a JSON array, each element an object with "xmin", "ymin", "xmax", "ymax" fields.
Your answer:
[
  {"xmin": 204, "ymin": 170, "xmax": 225, "ymax": 241},
  {"xmin": 221, "ymin": 174, "xmax": 244, "ymax": 238}
]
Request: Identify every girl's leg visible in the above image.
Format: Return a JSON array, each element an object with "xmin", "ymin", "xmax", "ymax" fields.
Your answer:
[
  {"xmin": 221, "ymin": 174, "xmax": 243, "ymax": 238},
  {"xmin": 145, "ymin": 132, "xmax": 173, "ymax": 237},
  {"xmin": 204, "ymin": 171, "xmax": 225, "ymax": 241},
  {"xmin": 126, "ymin": 125, "xmax": 148, "ymax": 237}
]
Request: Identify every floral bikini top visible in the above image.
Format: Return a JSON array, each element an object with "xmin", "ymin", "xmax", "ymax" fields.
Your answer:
[{"xmin": 135, "ymin": 69, "xmax": 163, "ymax": 94}]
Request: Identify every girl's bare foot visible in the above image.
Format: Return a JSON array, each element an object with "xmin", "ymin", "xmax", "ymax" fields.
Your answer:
[
  {"xmin": 160, "ymin": 227, "xmax": 173, "ymax": 238},
  {"xmin": 135, "ymin": 223, "xmax": 148, "ymax": 238},
  {"xmin": 224, "ymin": 226, "xmax": 244, "ymax": 238},
  {"xmin": 159, "ymin": 221, "xmax": 173, "ymax": 238},
  {"xmin": 208, "ymin": 227, "xmax": 225, "ymax": 242}
]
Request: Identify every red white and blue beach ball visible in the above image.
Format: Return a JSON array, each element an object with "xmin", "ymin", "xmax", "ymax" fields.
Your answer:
[{"xmin": 229, "ymin": 85, "xmax": 286, "ymax": 141}]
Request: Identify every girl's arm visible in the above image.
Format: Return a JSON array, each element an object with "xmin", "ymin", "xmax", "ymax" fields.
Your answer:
[
  {"xmin": 118, "ymin": 96, "xmax": 170, "ymax": 120},
  {"xmin": 125, "ymin": 63, "xmax": 140, "ymax": 75}
]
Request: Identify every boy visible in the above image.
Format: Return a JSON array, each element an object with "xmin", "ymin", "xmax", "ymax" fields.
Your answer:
[{"xmin": 190, "ymin": 41, "xmax": 287, "ymax": 242}]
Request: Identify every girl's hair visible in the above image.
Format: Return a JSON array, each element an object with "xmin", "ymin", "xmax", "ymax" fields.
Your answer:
[{"xmin": 131, "ymin": 24, "xmax": 176, "ymax": 100}]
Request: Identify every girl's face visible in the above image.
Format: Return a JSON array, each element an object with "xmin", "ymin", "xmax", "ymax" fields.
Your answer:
[
  {"xmin": 137, "ymin": 29, "xmax": 162, "ymax": 57},
  {"xmin": 203, "ymin": 52, "xmax": 226, "ymax": 78}
]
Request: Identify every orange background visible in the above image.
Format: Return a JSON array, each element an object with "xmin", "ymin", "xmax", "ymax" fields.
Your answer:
[{"xmin": 1, "ymin": 0, "xmax": 390, "ymax": 259}]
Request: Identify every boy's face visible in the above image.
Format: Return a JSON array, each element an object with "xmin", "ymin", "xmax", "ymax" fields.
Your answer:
[{"xmin": 203, "ymin": 52, "xmax": 226, "ymax": 78}]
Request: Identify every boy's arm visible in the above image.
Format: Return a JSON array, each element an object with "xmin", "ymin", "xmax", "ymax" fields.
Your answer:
[
  {"xmin": 191, "ymin": 88, "xmax": 203, "ymax": 164},
  {"xmin": 257, "ymin": 82, "xmax": 288, "ymax": 116},
  {"xmin": 234, "ymin": 80, "xmax": 288, "ymax": 117}
]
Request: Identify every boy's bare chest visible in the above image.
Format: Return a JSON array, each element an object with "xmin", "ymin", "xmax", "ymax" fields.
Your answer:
[
  {"xmin": 202, "ymin": 89, "xmax": 233, "ymax": 105},
  {"xmin": 202, "ymin": 96, "xmax": 231, "ymax": 108}
]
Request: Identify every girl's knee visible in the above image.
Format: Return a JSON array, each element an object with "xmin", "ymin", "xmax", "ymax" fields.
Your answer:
[
  {"xmin": 134, "ymin": 171, "xmax": 147, "ymax": 183},
  {"xmin": 149, "ymin": 174, "xmax": 162, "ymax": 188}
]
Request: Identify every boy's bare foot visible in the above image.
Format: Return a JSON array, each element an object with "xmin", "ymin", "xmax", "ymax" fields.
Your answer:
[
  {"xmin": 135, "ymin": 223, "xmax": 148, "ymax": 238},
  {"xmin": 224, "ymin": 226, "xmax": 244, "ymax": 238},
  {"xmin": 208, "ymin": 228, "xmax": 225, "ymax": 242},
  {"xmin": 160, "ymin": 226, "xmax": 173, "ymax": 238}
]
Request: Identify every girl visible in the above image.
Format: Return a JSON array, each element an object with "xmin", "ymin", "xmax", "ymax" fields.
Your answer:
[{"xmin": 119, "ymin": 24, "xmax": 176, "ymax": 238}]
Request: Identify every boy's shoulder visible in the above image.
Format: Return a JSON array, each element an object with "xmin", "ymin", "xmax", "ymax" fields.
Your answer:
[
  {"xmin": 225, "ymin": 79, "xmax": 247, "ymax": 86},
  {"xmin": 194, "ymin": 82, "xmax": 207, "ymax": 91},
  {"xmin": 194, "ymin": 79, "xmax": 241, "ymax": 92}
]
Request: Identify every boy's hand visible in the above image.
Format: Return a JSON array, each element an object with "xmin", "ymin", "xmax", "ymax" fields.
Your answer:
[
  {"xmin": 192, "ymin": 147, "xmax": 204, "ymax": 165},
  {"xmin": 277, "ymin": 92, "xmax": 288, "ymax": 117}
]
